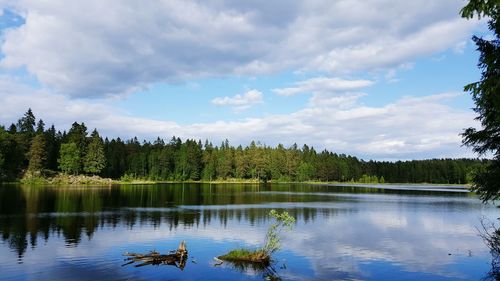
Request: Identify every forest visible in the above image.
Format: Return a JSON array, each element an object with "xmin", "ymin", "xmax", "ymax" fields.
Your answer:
[{"xmin": 0, "ymin": 109, "xmax": 486, "ymax": 184}]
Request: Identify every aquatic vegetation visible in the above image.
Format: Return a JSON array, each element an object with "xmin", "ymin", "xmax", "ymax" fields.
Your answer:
[{"xmin": 219, "ymin": 209, "xmax": 295, "ymax": 264}]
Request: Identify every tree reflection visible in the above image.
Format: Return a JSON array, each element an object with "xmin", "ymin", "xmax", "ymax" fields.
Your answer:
[
  {"xmin": 0, "ymin": 183, "xmax": 469, "ymax": 260},
  {"xmin": 479, "ymin": 218, "xmax": 500, "ymax": 281},
  {"xmin": 218, "ymin": 259, "xmax": 282, "ymax": 281}
]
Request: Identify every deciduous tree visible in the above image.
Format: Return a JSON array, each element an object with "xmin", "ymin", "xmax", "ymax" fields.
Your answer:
[{"xmin": 59, "ymin": 143, "xmax": 81, "ymax": 175}]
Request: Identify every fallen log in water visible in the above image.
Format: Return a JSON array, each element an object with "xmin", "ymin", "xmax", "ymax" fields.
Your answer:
[{"xmin": 122, "ymin": 241, "xmax": 188, "ymax": 269}]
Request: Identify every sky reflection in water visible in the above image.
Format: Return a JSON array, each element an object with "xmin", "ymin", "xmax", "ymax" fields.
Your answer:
[{"xmin": 0, "ymin": 183, "xmax": 496, "ymax": 280}]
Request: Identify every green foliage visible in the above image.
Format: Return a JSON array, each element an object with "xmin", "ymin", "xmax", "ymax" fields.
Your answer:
[
  {"xmin": 20, "ymin": 175, "xmax": 47, "ymax": 185},
  {"xmin": 261, "ymin": 209, "xmax": 295, "ymax": 256},
  {"xmin": 297, "ymin": 162, "xmax": 315, "ymax": 182},
  {"xmin": 16, "ymin": 108, "xmax": 35, "ymax": 136},
  {"xmin": 27, "ymin": 134, "xmax": 46, "ymax": 173},
  {"xmin": 219, "ymin": 209, "xmax": 295, "ymax": 264},
  {"xmin": 219, "ymin": 248, "xmax": 268, "ymax": 262},
  {"xmin": 120, "ymin": 173, "xmax": 136, "ymax": 182},
  {"xmin": 358, "ymin": 174, "xmax": 382, "ymax": 183},
  {"xmin": 44, "ymin": 125, "xmax": 61, "ymax": 171},
  {"xmin": 470, "ymin": 161, "xmax": 500, "ymax": 202},
  {"xmin": 83, "ymin": 130, "xmax": 106, "ymax": 175},
  {"xmin": 58, "ymin": 143, "xmax": 81, "ymax": 175},
  {"xmin": 461, "ymin": 0, "xmax": 500, "ymax": 202},
  {"xmin": 36, "ymin": 119, "xmax": 45, "ymax": 134},
  {"xmin": 0, "ymin": 127, "xmax": 7, "ymax": 179},
  {"xmin": 461, "ymin": 0, "xmax": 498, "ymax": 19},
  {"xmin": 0, "ymin": 109, "xmax": 489, "ymax": 184}
]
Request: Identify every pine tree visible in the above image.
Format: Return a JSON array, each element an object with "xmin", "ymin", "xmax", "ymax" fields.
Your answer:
[{"xmin": 83, "ymin": 130, "xmax": 106, "ymax": 175}]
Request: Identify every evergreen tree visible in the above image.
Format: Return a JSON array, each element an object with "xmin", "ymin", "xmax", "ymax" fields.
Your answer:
[
  {"xmin": 202, "ymin": 141, "xmax": 217, "ymax": 180},
  {"xmin": 16, "ymin": 108, "xmax": 36, "ymax": 136},
  {"xmin": 44, "ymin": 125, "xmax": 61, "ymax": 171},
  {"xmin": 0, "ymin": 111, "xmax": 489, "ymax": 183},
  {"xmin": 65, "ymin": 122, "xmax": 88, "ymax": 172},
  {"xmin": 461, "ymin": 0, "xmax": 500, "ymax": 201},
  {"xmin": 27, "ymin": 134, "xmax": 46, "ymax": 173},
  {"xmin": 0, "ymin": 149, "xmax": 4, "ymax": 178},
  {"xmin": 234, "ymin": 145, "xmax": 249, "ymax": 178},
  {"xmin": 15, "ymin": 109, "xmax": 37, "ymax": 167},
  {"xmin": 217, "ymin": 139, "xmax": 234, "ymax": 179},
  {"xmin": 83, "ymin": 129, "xmax": 106, "ymax": 175},
  {"xmin": 36, "ymin": 119, "xmax": 45, "ymax": 134},
  {"xmin": 0, "ymin": 127, "xmax": 7, "ymax": 179},
  {"xmin": 102, "ymin": 138, "xmax": 127, "ymax": 178},
  {"xmin": 58, "ymin": 143, "xmax": 81, "ymax": 175},
  {"xmin": 8, "ymin": 124, "xmax": 16, "ymax": 134},
  {"xmin": 0, "ymin": 127, "xmax": 24, "ymax": 179}
]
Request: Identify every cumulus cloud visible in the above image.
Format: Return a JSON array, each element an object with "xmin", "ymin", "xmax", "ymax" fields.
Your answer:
[
  {"xmin": 0, "ymin": 76, "xmax": 475, "ymax": 160},
  {"xmin": 0, "ymin": 0, "xmax": 481, "ymax": 98},
  {"xmin": 211, "ymin": 89, "xmax": 263, "ymax": 112}
]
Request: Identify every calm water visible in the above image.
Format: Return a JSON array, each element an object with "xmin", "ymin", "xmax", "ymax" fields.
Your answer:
[{"xmin": 0, "ymin": 183, "xmax": 497, "ymax": 280}]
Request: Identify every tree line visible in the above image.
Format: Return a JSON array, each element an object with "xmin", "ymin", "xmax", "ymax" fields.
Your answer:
[{"xmin": 0, "ymin": 109, "xmax": 486, "ymax": 184}]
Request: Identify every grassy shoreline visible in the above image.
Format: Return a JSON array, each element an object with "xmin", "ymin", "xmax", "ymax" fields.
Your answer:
[{"xmin": 6, "ymin": 174, "xmax": 472, "ymax": 187}]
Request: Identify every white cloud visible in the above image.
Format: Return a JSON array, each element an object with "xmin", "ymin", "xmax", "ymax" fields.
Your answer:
[
  {"xmin": 0, "ymin": 76, "xmax": 475, "ymax": 160},
  {"xmin": 311, "ymin": 18, "xmax": 477, "ymax": 73},
  {"xmin": 453, "ymin": 40, "xmax": 467, "ymax": 54},
  {"xmin": 308, "ymin": 92, "xmax": 366, "ymax": 109},
  {"xmin": 211, "ymin": 89, "xmax": 263, "ymax": 112},
  {"xmin": 273, "ymin": 77, "xmax": 373, "ymax": 96},
  {"xmin": 0, "ymin": 0, "xmax": 481, "ymax": 98}
]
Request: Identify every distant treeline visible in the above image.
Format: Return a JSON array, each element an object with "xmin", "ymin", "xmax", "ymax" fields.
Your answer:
[{"xmin": 0, "ymin": 109, "xmax": 486, "ymax": 184}]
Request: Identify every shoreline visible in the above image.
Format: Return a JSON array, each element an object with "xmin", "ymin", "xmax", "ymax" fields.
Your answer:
[{"xmin": 3, "ymin": 174, "xmax": 472, "ymax": 188}]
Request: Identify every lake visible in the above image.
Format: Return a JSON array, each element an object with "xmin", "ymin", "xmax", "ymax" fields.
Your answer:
[{"xmin": 0, "ymin": 183, "xmax": 497, "ymax": 280}]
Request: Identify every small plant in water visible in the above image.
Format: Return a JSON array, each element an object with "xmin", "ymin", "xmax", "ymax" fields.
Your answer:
[
  {"xmin": 219, "ymin": 209, "xmax": 295, "ymax": 264},
  {"xmin": 262, "ymin": 209, "xmax": 295, "ymax": 256}
]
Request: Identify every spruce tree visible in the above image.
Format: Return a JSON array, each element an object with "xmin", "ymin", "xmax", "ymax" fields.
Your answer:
[
  {"xmin": 83, "ymin": 129, "xmax": 106, "ymax": 175},
  {"xmin": 36, "ymin": 119, "xmax": 45, "ymax": 134},
  {"xmin": 461, "ymin": 0, "xmax": 500, "ymax": 201},
  {"xmin": 16, "ymin": 108, "xmax": 35, "ymax": 136}
]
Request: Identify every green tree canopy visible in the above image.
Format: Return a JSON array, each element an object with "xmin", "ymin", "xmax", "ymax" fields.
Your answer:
[
  {"xmin": 27, "ymin": 134, "xmax": 46, "ymax": 173},
  {"xmin": 83, "ymin": 129, "xmax": 106, "ymax": 175},
  {"xmin": 0, "ymin": 127, "xmax": 6, "ymax": 179},
  {"xmin": 16, "ymin": 108, "xmax": 35, "ymax": 136},
  {"xmin": 461, "ymin": 0, "xmax": 500, "ymax": 201},
  {"xmin": 58, "ymin": 142, "xmax": 81, "ymax": 175}
]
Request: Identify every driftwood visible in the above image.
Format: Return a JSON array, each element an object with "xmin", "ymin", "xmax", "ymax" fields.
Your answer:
[{"xmin": 122, "ymin": 241, "xmax": 188, "ymax": 269}]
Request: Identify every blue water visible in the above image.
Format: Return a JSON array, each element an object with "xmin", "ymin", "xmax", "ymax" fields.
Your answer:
[{"xmin": 0, "ymin": 183, "xmax": 497, "ymax": 280}]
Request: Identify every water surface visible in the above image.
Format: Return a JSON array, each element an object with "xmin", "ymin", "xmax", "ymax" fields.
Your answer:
[{"xmin": 0, "ymin": 183, "xmax": 497, "ymax": 280}]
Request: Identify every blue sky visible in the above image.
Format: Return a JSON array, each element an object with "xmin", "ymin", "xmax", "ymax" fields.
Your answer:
[{"xmin": 0, "ymin": 1, "xmax": 490, "ymax": 160}]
